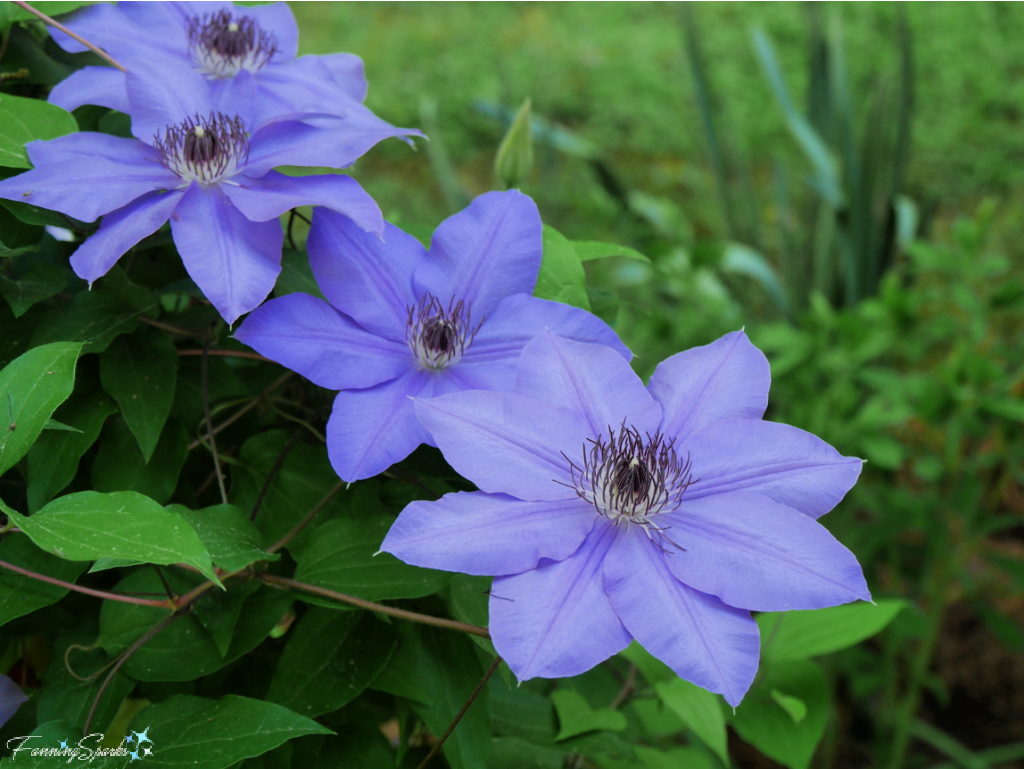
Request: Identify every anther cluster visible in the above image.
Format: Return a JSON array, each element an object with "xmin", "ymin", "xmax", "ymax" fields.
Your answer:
[
  {"xmin": 406, "ymin": 294, "xmax": 481, "ymax": 371},
  {"xmin": 187, "ymin": 10, "xmax": 277, "ymax": 79},
  {"xmin": 153, "ymin": 113, "xmax": 250, "ymax": 186},
  {"xmin": 566, "ymin": 425, "xmax": 696, "ymax": 544}
]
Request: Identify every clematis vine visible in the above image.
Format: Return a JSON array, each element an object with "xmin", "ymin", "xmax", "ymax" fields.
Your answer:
[
  {"xmin": 48, "ymin": 1, "xmax": 380, "ymax": 128},
  {"xmin": 382, "ymin": 331, "xmax": 870, "ymax": 705},
  {"xmin": 235, "ymin": 190, "xmax": 630, "ymax": 482},
  {"xmin": 0, "ymin": 61, "xmax": 414, "ymax": 323}
]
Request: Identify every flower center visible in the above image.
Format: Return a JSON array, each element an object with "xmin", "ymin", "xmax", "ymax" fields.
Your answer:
[
  {"xmin": 186, "ymin": 10, "xmax": 277, "ymax": 79},
  {"xmin": 406, "ymin": 294, "xmax": 481, "ymax": 371},
  {"xmin": 153, "ymin": 113, "xmax": 250, "ymax": 186},
  {"xmin": 564, "ymin": 425, "xmax": 696, "ymax": 547}
]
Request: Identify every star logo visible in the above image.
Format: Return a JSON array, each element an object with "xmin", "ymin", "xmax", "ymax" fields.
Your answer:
[
  {"xmin": 133, "ymin": 728, "xmax": 151, "ymax": 744},
  {"xmin": 129, "ymin": 750, "xmax": 140, "ymax": 762},
  {"xmin": 125, "ymin": 734, "xmax": 134, "ymax": 744},
  {"xmin": 59, "ymin": 741, "xmax": 69, "ymax": 750},
  {"xmin": 142, "ymin": 747, "xmax": 153, "ymax": 757}
]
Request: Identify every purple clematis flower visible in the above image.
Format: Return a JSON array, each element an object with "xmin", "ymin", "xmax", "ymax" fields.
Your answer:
[
  {"xmin": 49, "ymin": 1, "xmax": 376, "ymax": 128},
  {"xmin": 381, "ymin": 331, "xmax": 869, "ymax": 705},
  {"xmin": 0, "ymin": 674, "xmax": 27, "ymax": 729},
  {"xmin": 0, "ymin": 61, "xmax": 406, "ymax": 324},
  {"xmin": 235, "ymin": 190, "xmax": 630, "ymax": 482}
]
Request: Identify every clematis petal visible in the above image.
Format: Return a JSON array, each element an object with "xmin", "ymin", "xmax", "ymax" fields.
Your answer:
[
  {"xmin": 490, "ymin": 520, "xmax": 632, "ymax": 681},
  {"xmin": 648, "ymin": 330, "xmax": 771, "ymax": 444},
  {"xmin": 307, "ymin": 208, "xmax": 420, "ymax": 340},
  {"xmin": 604, "ymin": 525, "xmax": 760, "ymax": 706},
  {"xmin": 0, "ymin": 135, "xmax": 175, "ymax": 223},
  {"xmin": 244, "ymin": 111, "xmax": 423, "ymax": 176},
  {"xmin": 250, "ymin": 56, "xmax": 363, "ymax": 126},
  {"xmin": 513, "ymin": 332, "xmax": 659, "ymax": 437},
  {"xmin": 0, "ymin": 674, "xmax": 28, "ymax": 730},
  {"xmin": 51, "ymin": 1, "xmax": 185, "ymax": 58},
  {"xmin": 169, "ymin": 184, "xmax": 283, "ymax": 324},
  {"xmin": 683, "ymin": 419, "xmax": 863, "ymax": 519},
  {"xmin": 48, "ymin": 67, "xmax": 130, "ymax": 113},
  {"xmin": 382, "ymin": 491, "xmax": 597, "ymax": 577},
  {"xmin": 465, "ymin": 292, "xmax": 630, "ymax": 365},
  {"xmin": 320, "ymin": 53, "xmax": 368, "ymax": 102},
  {"xmin": 70, "ymin": 190, "xmax": 185, "ymax": 285},
  {"xmin": 661, "ymin": 491, "xmax": 871, "ymax": 612},
  {"xmin": 124, "ymin": 60, "xmax": 222, "ymax": 143},
  {"xmin": 414, "ymin": 190, "xmax": 542, "ymax": 316},
  {"xmin": 223, "ymin": 171, "xmax": 382, "ymax": 235},
  {"xmin": 326, "ymin": 368, "xmax": 438, "ymax": 482},
  {"xmin": 415, "ymin": 391, "xmax": 592, "ymax": 502},
  {"xmin": 234, "ymin": 292, "xmax": 412, "ymax": 390}
]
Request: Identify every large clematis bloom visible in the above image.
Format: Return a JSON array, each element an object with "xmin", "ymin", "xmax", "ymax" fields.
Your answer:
[
  {"xmin": 48, "ymin": 1, "xmax": 380, "ymax": 129},
  {"xmin": 0, "ymin": 62, "xmax": 410, "ymax": 324},
  {"xmin": 235, "ymin": 190, "xmax": 630, "ymax": 482},
  {"xmin": 382, "ymin": 331, "xmax": 869, "ymax": 705}
]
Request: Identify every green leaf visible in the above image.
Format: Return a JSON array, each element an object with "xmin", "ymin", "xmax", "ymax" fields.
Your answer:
[
  {"xmin": 653, "ymin": 677, "xmax": 727, "ymax": 764},
  {"xmin": 100, "ymin": 573, "xmax": 292, "ymax": 681},
  {"xmin": 0, "ymin": 264, "xmax": 66, "ymax": 317},
  {"xmin": 572, "ymin": 241, "xmax": 650, "ymax": 262},
  {"xmin": 27, "ymin": 381, "xmax": 118, "ymax": 512},
  {"xmin": 42, "ymin": 418, "xmax": 81, "ymax": 433},
  {"xmin": 401, "ymin": 623, "xmax": 492, "ymax": 769},
  {"xmin": 488, "ymin": 738, "xmax": 563, "ymax": 769},
  {"xmin": 31, "ymin": 291, "xmax": 140, "ymax": 355},
  {"xmin": 721, "ymin": 242, "xmax": 789, "ymax": 315},
  {"xmin": 551, "ymin": 689, "xmax": 626, "ymax": 741},
  {"xmin": 0, "ymin": 94, "xmax": 77, "ymax": 169},
  {"xmin": 5, "ymin": 2, "xmax": 102, "ymax": 23},
  {"xmin": 191, "ymin": 580, "xmax": 260, "ymax": 656},
  {"xmin": 37, "ymin": 628, "xmax": 134, "ymax": 732},
  {"xmin": 535, "ymin": 225, "xmax": 590, "ymax": 310},
  {"xmin": 126, "ymin": 695, "xmax": 332, "ymax": 769},
  {"xmin": 273, "ymin": 249, "xmax": 325, "ymax": 300},
  {"xmin": 619, "ymin": 642, "xmax": 673, "ymax": 686},
  {"xmin": 731, "ymin": 660, "xmax": 828, "ymax": 769},
  {"xmin": 294, "ymin": 516, "xmax": 450, "ymax": 603},
  {"xmin": 3, "ymin": 490, "xmax": 219, "ymax": 584},
  {"xmin": 0, "ymin": 721, "xmax": 128, "ymax": 769},
  {"xmin": 91, "ymin": 417, "xmax": 188, "ymax": 506},
  {"xmin": 447, "ymin": 574, "xmax": 502, "ymax": 662},
  {"xmin": 759, "ymin": 600, "xmax": 905, "ymax": 663},
  {"xmin": 267, "ymin": 608, "xmax": 397, "ymax": 718},
  {"xmin": 0, "ymin": 340, "xmax": 81, "ymax": 475},
  {"xmin": 633, "ymin": 746, "xmax": 716, "ymax": 769},
  {"xmin": 770, "ymin": 690, "xmax": 808, "ymax": 724},
  {"xmin": 172, "ymin": 504, "xmax": 278, "ymax": 573},
  {"xmin": 0, "ymin": 534, "xmax": 87, "ymax": 628},
  {"xmin": 99, "ymin": 326, "xmax": 178, "ymax": 462}
]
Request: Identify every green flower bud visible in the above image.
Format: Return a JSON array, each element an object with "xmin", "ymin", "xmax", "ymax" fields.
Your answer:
[{"xmin": 494, "ymin": 97, "xmax": 534, "ymax": 190}]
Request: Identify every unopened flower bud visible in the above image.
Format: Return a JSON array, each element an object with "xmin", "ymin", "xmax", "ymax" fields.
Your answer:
[{"xmin": 494, "ymin": 97, "xmax": 533, "ymax": 190}]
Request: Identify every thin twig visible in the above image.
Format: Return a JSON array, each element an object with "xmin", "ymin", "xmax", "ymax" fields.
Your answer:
[
  {"xmin": 195, "ymin": 446, "xmax": 238, "ymax": 497},
  {"xmin": 82, "ymin": 611, "xmax": 180, "ymax": 735},
  {"xmin": 138, "ymin": 316, "xmax": 206, "ymax": 337},
  {"xmin": 12, "ymin": 1, "xmax": 126, "ymax": 72},
  {"xmin": 260, "ymin": 574, "xmax": 491, "ymax": 639},
  {"xmin": 251, "ymin": 433, "xmax": 301, "ymax": 522},
  {"xmin": 286, "ymin": 210, "xmax": 298, "ymax": 251},
  {"xmin": 178, "ymin": 349, "xmax": 272, "ymax": 362},
  {"xmin": 608, "ymin": 663, "xmax": 638, "ymax": 710},
  {"xmin": 202, "ymin": 329, "xmax": 229, "ymax": 505},
  {"xmin": 383, "ymin": 468, "xmax": 441, "ymax": 501},
  {"xmin": 416, "ymin": 656, "xmax": 503, "ymax": 769},
  {"xmin": 267, "ymin": 480, "xmax": 346, "ymax": 554},
  {"xmin": 0, "ymin": 559, "xmax": 172, "ymax": 609},
  {"xmin": 151, "ymin": 565, "xmax": 175, "ymax": 602},
  {"xmin": 188, "ymin": 371, "xmax": 293, "ymax": 451}
]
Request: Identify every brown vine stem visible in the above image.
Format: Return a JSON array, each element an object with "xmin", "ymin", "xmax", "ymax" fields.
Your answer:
[
  {"xmin": 82, "ymin": 610, "xmax": 180, "ymax": 736},
  {"xmin": 416, "ymin": 656, "xmax": 503, "ymax": 769},
  {"xmin": 0, "ymin": 559, "xmax": 172, "ymax": 609},
  {"xmin": 179, "ymin": 349, "xmax": 272, "ymax": 363},
  {"xmin": 202, "ymin": 330, "xmax": 229, "ymax": 505},
  {"xmin": 267, "ymin": 480, "xmax": 346, "ymax": 554},
  {"xmin": 138, "ymin": 316, "xmax": 205, "ymax": 337},
  {"xmin": 11, "ymin": 1, "xmax": 127, "ymax": 72},
  {"xmin": 187, "ymin": 371, "xmax": 293, "ymax": 451},
  {"xmin": 250, "ymin": 432, "xmax": 300, "ymax": 522},
  {"xmin": 259, "ymin": 575, "xmax": 492, "ymax": 639}
]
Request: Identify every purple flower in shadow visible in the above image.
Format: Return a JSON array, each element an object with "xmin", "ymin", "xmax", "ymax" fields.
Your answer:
[
  {"xmin": 48, "ymin": 1, "xmax": 388, "ymax": 130},
  {"xmin": 235, "ymin": 190, "xmax": 630, "ymax": 482},
  {"xmin": 381, "ymin": 331, "xmax": 869, "ymax": 705},
  {"xmin": 0, "ymin": 674, "xmax": 27, "ymax": 729},
  {"xmin": 0, "ymin": 62, "xmax": 406, "ymax": 323}
]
